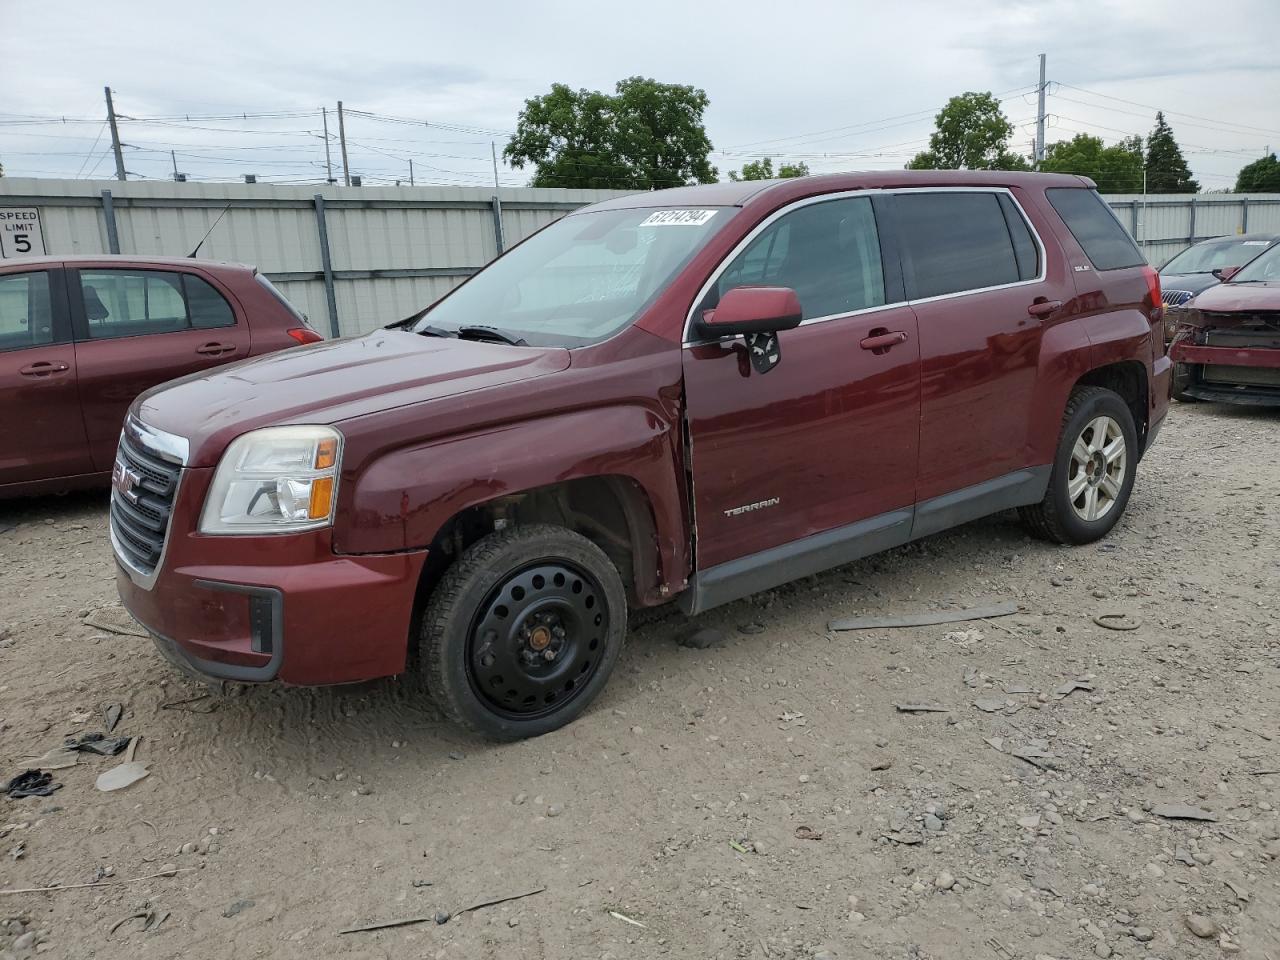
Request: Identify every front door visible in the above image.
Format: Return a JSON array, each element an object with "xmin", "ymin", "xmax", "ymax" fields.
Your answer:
[
  {"xmin": 0, "ymin": 267, "xmax": 93, "ymax": 487},
  {"xmin": 68, "ymin": 266, "xmax": 250, "ymax": 470},
  {"xmin": 682, "ymin": 194, "xmax": 921, "ymax": 577}
]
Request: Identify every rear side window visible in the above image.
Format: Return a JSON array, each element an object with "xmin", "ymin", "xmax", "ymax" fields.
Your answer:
[
  {"xmin": 184, "ymin": 275, "xmax": 236, "ymax": 329},
  {"xmin": 1046, "ymin": 188, "xmax": 1145, "ymax": 270},
  {"xmin": 998, "ymin": 194, "xmax": 1040, "ymax": 281},
  {"xmin": 78, "ymin": 269, "xmax": 235, "ymax": 339},
  {"xmin": 711, "ymin": 196, "xmax": 886, "ymax": 320},
  {"xmin": 0, "ymin": 271, "xmax": 55, "ymax": 352},
  {"xmin": 895, "ymin": 192, "xmax": 1023, "ymax": 299}
]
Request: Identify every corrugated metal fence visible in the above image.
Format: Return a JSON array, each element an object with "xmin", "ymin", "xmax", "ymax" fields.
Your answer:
[
  {"xmin": 1100, "ymin": 193, "xmax": 1280, "ymax": 266},
  {"xmin": 2, "ymin": 178, "xmax": 1278, "ymax": 337},
  {"xmin": 0, "ymin": 178, "xmax": 631, "ymax": 337}
]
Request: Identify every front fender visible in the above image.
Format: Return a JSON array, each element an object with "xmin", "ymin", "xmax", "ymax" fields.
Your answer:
[{"xmin": 336, "ymin": 404, "xmax": 690, "ymax": 590}]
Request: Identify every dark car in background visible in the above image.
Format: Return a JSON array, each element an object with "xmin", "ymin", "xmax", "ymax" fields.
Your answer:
[
  {"xmin": 1160, "ymin": 233, "xmax": 1279, "ymax": 341},
  {"xmin": 1169, "ymin": 241, "xmax": 1280, "ymax": 405},
  {"xmin": 0, "ymin": 255, "xmax": 321, "ymax": 497}
]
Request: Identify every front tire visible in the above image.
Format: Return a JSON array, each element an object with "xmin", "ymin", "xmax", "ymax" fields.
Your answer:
[
  {"xmin": 420, "ymin": 524, "xmax": 627, "ymax": 740},
  {"xmin": 1020, "ymin": 386, "xmax": 1138, "ymax": 545},
  {"xmin": 1171, "ymin": 362, "xmax": 1198, "ymax": 402}
]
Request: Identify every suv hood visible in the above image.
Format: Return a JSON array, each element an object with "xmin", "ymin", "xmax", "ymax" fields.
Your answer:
[
  {"xmin": 135, "ymin": 330, "xmax": 570, "ymax": 467},
  {"xmin": 1191, "ymin": 281, "xmax": 1280, "ymax": 314},
  {"xmin": 1159, "ymin": 272, "xmax": 1220, "ymax": 297}
]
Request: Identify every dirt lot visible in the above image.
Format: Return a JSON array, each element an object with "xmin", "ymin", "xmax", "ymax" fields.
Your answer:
[{"xmin": 1, "ymin": 401, "xmax": 1278, "ymax": 960}]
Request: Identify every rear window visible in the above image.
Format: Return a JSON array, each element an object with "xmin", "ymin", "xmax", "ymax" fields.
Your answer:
[
  {"xmin": 1046, "ymin": 188, "xmax": 1145, "ymax": 271},
  {"xmin": 896, "ymin": 192, "xmax": 1023, "ymax": 299}
]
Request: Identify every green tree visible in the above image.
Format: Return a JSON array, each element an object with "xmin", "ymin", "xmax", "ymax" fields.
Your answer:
[
  {"xmin": 726, "ymin": 158, "xmax": 808, "ymax": 181},
  {"xmin": 504, "ymin": 77, "xmax": 717, "ymax": 189},
  {"xmin": 728, "ymin": 157, "xmax": 774, "ymax": 181},
  {"xmin": 1145, "ymin": 112, "xmax": 1198, "ymax": 193},
  {"xmin": 1236, "ymin": 153, "xmax": 1280, "ymax": 192},
  {"xmin": 907, "ymin": 92, "xmax": 1031, "ymax": 171},
  {"xmin": 1040, "ymin": 133, "xmax": 1145, "ymax": 193}
]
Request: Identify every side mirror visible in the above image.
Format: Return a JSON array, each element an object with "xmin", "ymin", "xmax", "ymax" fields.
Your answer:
[
  {"xmin": 698, "ymin": 286, "xmax": 803, "ymax": 375},
  {"xmin": 1212, "ymin": 265, "xmax": 1241, "ymax": 282},
  {"xmin": 700, "ymin": 286, "xmax": 803, "ymax": 338}
]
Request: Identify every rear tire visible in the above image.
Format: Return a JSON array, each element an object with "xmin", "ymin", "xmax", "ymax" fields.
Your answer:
[
  {"xmin": 1171, "ymin": 362, "xmax": 1198, "ymax": 402},
  {"xmin": 420, "ymin": 524, "xmax": 627, "ymax": 740},
  {"xmin": 1020, "ymin": 386, "xmax": 1137, "ymax": 545}
]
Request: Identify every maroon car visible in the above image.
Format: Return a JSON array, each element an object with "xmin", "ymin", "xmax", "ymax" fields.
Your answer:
[
  {"xmin": 1169, "ymin": 242, "xmax": 1280, "ymax": 405},
  {"xmin": 0, "ymin": 256, "xmax": 321, "ymax": 497},
  {"xmin": 114, "ymin": 172, "xmax": 1169, "ymax": 739}
]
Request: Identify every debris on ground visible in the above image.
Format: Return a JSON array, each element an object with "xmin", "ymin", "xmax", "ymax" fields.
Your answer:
[
  {"xmin": 1053, "ymin": 679, "xmax": 1094, "ymax": 698},
  {"xmin": 65, "ymin": 732, "xmax": 131, "ymax": 756},
  {"xmin": 338, "ymin": 887, "xmax": 546, "ymax": 934},
  {"xmin": 4, "ymin": 770, "xmax": 61, "ymax": 799},
  {"xmin": 894, "ymin": 702, "xmax": 949, "ymax": 713},
  {"xmin": 102, "ymin": 702, "xmax": 123, "ymax": 732},
  {"xmin": 1151, "ymin": 803, "xmax": 1218, "ymax": 822},
  {"xmin": 109, "ymin": 901, "xmax": 169, "ymax": 936},
  {"xmin": 81, "ymin": 608, "xmax": 148, "ymax": 637},
  {"xmin": 676, "ymin": 627, "xmax": 726, "ymax": 649},
  {"xmin": 793, "ymin": 825, "xmax": 823, "ymax": 840},
  {"xmin": 95, "ymin": 737, "xmax": 149, "ymax": 792},
  {"xmin": 1092, "ymin": 612, "xmax": 1141, "ymax": 630},
  {"xmin": 830, "ymin": 601, "xmax": 1018, "ymax": 631}
]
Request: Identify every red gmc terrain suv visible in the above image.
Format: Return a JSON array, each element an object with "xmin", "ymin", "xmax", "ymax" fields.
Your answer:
[{"xmin": 113, "ymin": 172, "xmax": 1169, "ymax": 739}]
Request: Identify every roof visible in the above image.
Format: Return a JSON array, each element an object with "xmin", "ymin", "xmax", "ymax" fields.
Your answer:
[
  {"xmin": 1192, "ymin": 232, "xmax": 1280, "ymax": 244},
  {"xmin": 581, "ymin": 170, "xmax": 1096, "ymax": 213},
  {"xmin": 0, "ymin": 254, "xmax": 255, "ymax": 272}
]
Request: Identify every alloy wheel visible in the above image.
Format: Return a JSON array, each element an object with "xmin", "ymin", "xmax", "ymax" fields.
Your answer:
[{"xmin": 1067, "ymin": 415, "xmax": 1127, "ymax": 522}]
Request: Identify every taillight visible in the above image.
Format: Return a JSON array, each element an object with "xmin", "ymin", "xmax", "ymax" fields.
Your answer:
[
  {"xmin": 287, "ymin": 327, "xmax": 323, "ymax": 345},
  {"xmin": 1141, "ymin": 266, "xmax": 1163, "ymax": 323}
]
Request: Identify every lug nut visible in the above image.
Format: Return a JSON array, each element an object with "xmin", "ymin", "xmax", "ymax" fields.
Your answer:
[{"xmin": 542, "ymin": 649, "xmax": 556, "ymax": 661}]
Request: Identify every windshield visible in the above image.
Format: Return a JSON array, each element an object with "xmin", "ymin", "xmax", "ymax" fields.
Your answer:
[
  {"xmin": 1162, "ymin": 238, "xmax": 1272, "ymax": 275},
  {"xmin": 413, "ymin": 207, "xmax": 729, "ymax": 346},
  {"xmin": 1232, "ymin": 242, "xmax": 1280, "ymax": 283}
]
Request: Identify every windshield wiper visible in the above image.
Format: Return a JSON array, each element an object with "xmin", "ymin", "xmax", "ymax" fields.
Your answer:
[
  {"xmin": 415, "ymin": 324, "xmax": 459, "ymax": 338},
  {"xmin": 456, "ymin": 325, "xmax": 528, "ymax": 346}
]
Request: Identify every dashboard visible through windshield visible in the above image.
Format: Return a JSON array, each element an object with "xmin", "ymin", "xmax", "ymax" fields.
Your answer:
[{"xmin": 412, "ymin": 206, "xmax": 730, "ymax": 347}]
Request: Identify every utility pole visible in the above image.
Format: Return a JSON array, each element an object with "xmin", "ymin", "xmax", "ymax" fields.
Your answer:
[
  {"xmin": 170, "ymin": 150, "xmax": 179, "ymax": 180},
  {"xmin": 321, "ymin": 107, "xmax": 335, "ymax": 184},
  {"xmin": 491, "ymin": 141, "xmax": 500, "ymax": 190},
  {"xmin": 105, "ymin": 85, "xmax": 126, "ymax": 181},
  {"xmin": 1034, "ymin": 53, "xmax": 1047, "ymax": 168},
  {"xmin": 337, "ymin": 101, "xmax": 351, "ymax": 187},
  {"xmin": 409, "ymin": 159, "xmax": 415, "ymax": 187}
]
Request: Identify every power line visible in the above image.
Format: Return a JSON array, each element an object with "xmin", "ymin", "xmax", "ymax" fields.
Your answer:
[{"xmin": 1053, "ymin": 82, "xmax": 1280, "ymax": 138}]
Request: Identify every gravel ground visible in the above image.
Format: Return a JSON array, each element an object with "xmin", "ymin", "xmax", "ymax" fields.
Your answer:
[{"xmin": 1, "ymin": 401, "xmax": 1277, "ymax": 960}]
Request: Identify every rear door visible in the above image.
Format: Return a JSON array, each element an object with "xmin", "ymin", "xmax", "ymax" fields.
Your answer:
[
  {"xmin": 0, "ymin": 266, "xmax": 93, "ymax": 486},
  {"xmin": 890, "ymin": 188, "xmax": 1063, "ymax": 522},
  {"xmin": 69, "ymin": 265, "xmax": 250, "ymax": 470}
]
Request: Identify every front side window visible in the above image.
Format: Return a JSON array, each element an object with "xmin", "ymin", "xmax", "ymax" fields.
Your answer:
[
  {"xmin": 896, "ymin": 192, "xmax": 1024, "ymax": 299},
  {"xmin": 1046, "ymin": 187, "xmax": 1145, "ymax": 271},
  {"xmin": 0, "ymin": 271, "xmax": 54, "ymax": 352},
  {"xmin": 708, "ymin": 196, "xmax": 886, "ymax": 320},
  {"xmin": 78, "ymin": 270, "xmax": 235, "ymax": 339},
  {"xmin": 416, "ymin": 207, "xmax": 729, "ymax": 347}
]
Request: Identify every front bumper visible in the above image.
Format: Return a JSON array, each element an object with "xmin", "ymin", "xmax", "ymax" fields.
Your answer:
[
  {"xmin": 1168, "ymin": 342, "xmax": 1280, "ymax": 408},
  {"xmin": 116, "ymin": 466, "xmax": 428, "ymax": 684}
]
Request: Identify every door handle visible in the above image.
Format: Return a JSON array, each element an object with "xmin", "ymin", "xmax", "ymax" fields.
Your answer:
[
  {"xmin": 195, "ymin": 342, "xmax": 234, "ymax": 355},
  {"xmin": 859, "ymin": 330, "xmax": 909, "ymax": 352},
  {"xmin": 1027, "ymin": 299, "xmax": 1062, "ymax": 318},
  {"xmin": 18, "ymin": 361, "xmax": 70, "ymax": 377}
]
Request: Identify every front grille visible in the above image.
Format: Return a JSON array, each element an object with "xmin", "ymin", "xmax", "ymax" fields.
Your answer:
[
  {"xmin": 1203, "ymin": 364, "xmax": 1280, "ymax": 389},
  {"xmin": 110, "ymin": 433, "xmax": 182, "ymax": 578},
  {"xmin": 1162, "ymin": 289, "xmax": 1195, "ymax": 307}
]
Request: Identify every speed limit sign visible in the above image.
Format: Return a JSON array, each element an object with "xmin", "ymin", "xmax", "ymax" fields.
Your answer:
[{"xmin": 0, "ymin": 208, "xmax": 46, "ymax": 258}]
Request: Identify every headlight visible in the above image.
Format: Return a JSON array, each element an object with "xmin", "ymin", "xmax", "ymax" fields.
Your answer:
[{"xmin": 199, "ymin": 425, "xmax": 342, "ymax": 535}]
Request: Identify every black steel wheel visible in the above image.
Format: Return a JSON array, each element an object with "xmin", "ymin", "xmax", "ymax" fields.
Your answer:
[{"xmin": 420, "ymin": 524, "xmax": 627, "ymax": 740}]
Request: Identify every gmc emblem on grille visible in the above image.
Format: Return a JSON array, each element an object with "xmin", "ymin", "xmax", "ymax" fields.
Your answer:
[{"xmin": 111, "ymin": 460, "xmax": 144, "ymax": 505}]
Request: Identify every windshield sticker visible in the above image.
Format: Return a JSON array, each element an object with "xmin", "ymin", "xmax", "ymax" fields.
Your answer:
[{"xmin": 640, "ymin": 209, "xmax": 717, "ymax": 227}]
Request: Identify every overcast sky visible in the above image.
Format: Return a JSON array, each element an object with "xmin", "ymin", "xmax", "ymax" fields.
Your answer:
[{"xmin": 3, "ymin": 0, "xmax": 1278, "ymax": 191}]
